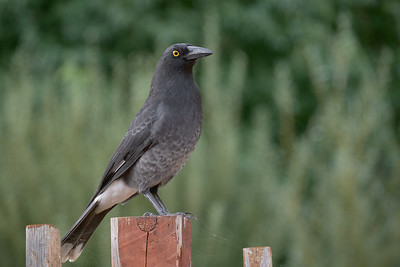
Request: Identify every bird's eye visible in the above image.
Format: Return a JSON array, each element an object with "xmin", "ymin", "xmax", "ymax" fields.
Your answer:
[{"xmin": 172, "ymin": 50, "xmax": 180, "ymax": 57}]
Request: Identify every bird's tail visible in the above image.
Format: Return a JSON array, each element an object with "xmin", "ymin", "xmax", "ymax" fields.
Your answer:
[{"xmin": 61, "ymin": 201, "xmax": 115, "ymax": 262}]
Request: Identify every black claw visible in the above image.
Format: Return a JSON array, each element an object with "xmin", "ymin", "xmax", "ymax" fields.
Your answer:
[
  {"xmin": 174, "ymin": 212, "xmax": 197, "ymax": 221},
  {"xmin": 143, "ymin": 211, "xmax": 157, "ymax": 217}
]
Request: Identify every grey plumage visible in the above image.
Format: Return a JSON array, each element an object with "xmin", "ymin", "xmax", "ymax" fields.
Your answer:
[{"xmin": 61, "ymin": 43, "xmax": 212, "ymax": 262}]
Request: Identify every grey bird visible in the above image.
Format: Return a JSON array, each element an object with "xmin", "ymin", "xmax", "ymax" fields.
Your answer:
[{"xmin": 61, "ymin": 43, "xmax": 212, "ymax": 262}]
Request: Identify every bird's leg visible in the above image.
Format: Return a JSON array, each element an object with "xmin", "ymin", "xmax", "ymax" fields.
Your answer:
[
  {"xmin": 150, "ymin": 186, "xmax": 170, "ymax": 215},
  {"xmin": 143, "ymin": 189, "xmax": 168, "ymax": 216},
  {"xmin": 143, "ymin": 187, "xmax": 197, "ymax": 220},
  {"xmin": 151, "ymin": 187, "xmax": 197, "ymax": 220}
]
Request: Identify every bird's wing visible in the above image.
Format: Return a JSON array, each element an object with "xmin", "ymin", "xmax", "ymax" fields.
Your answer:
[{"xmin": 87, "ymin": 111, "xmax": 157, "ymax": 205}]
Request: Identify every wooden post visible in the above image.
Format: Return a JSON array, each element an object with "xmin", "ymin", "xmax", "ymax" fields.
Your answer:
[
  {"xmin": 111, "ymin": 215, "xmax": 192, "ymax": 267},
  {"xmin": 243, "ymin": 246, "xmax": 272, "ymax": 267},
  {"xmin": 26, "ymin": 224, "xmax": 61, "ymax": 267}
]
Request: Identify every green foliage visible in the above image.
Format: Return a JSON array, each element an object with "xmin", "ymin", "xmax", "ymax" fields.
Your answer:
[{"xmin": 1, "ymin": 1, "xmax": 400, "ymax": 266}]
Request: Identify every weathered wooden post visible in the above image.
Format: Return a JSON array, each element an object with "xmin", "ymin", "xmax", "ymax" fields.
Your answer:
[
  {"xmin": 243, "ymin": 246, "xmax": 272, "ymax": 267},
  {"xmin": 111, "ymin": 215, "xmax": 192, "ymax": 267},
  {"xmin": 26, "ymin": 224, "xmax": 61, "ymax": 267}
]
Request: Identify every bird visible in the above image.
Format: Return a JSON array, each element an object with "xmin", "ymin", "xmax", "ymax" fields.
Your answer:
[{"xmin": 61, "ymin": 43, "xmax": 212, "ymax": 262}]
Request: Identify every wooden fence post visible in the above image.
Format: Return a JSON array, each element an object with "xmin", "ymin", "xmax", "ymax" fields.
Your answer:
[
  {"xmin": 26, "ymin": 224, "xmax": 61, "ymax": 267},
  {"xmin": 111, "ymin": 215, "xmax": 192, "ymax": 267},
  {"xmin": 243, "ymin": 246, "xmax": 272, "ymax": 267}
]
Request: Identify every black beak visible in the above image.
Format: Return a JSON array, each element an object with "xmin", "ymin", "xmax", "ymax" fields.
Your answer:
[{"xmin": 184, "ymin": 45, "xmax": 213, "ymax": 60}]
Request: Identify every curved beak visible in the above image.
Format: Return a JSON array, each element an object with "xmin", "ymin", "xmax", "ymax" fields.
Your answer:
[{"xmin": 184, "ymin": 45, "xmax": 213, "ymax": 60}]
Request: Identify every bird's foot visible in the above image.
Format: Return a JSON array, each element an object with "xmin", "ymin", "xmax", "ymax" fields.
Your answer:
[
  {"xmin": 143, "ymin": 211, "xmax": 158, "ymax": 217},
  {"xmin": 171, "ymin": 211, "xmax": 197, "ymax": 221}
]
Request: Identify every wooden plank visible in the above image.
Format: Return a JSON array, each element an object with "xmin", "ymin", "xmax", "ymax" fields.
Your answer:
[
  {"xmin": 111, "ymin": 215, "xmax": 192, "ymax": 267},
  {"xmin": 243, "ymin": 246, "xmax": 272, "ymax": 267},
  {"xmin": 26, "ymin": 224, "xmax": 61, "ymax": 267}
]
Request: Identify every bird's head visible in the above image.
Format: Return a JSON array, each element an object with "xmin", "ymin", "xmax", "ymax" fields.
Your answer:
[{"xmin": 158, "ymin": 43, "xmax": 213, "ymax": 72}]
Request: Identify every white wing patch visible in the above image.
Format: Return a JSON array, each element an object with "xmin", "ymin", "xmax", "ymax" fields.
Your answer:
[{"xmin": 114, "ymin": 160, "xmax": 126, "ymax": 174}]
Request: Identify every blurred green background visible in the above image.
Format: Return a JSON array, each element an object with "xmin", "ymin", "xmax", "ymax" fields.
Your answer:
[{"xmin": 1, "ymin": 0, "xmax": 400, "ymax": 266}]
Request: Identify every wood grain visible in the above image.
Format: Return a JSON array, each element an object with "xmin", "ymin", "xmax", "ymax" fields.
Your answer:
[
  {"xmin": 111, "ymin": 215, "xmax": 192, "ymax": 267},
  {"xmin": 243, "ymin": 246, "xmax": 272, "ymax": 267},
  {"xmin": 26, "ymin": 224, "xmax": 61, "ymax": 267}
]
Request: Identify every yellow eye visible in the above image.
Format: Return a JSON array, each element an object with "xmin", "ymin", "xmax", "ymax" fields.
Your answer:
[{"xmin": 172, "ymin": 50, "xmax": 180, "ymax": 57}]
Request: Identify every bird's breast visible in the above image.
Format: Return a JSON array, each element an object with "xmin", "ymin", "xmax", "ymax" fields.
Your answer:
[
  {"xmin": 129, "ymin": 101, "xmax": 202, "ymax": 192},
  {"xmin": 155, "ymin": 92, "xmax": 203, "ymax": 141},
  {"xmin": 155, "ymin": 97, "xmax": 202, "ymax": 161}
]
